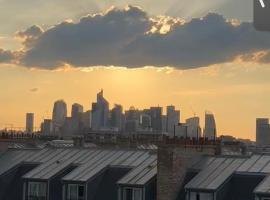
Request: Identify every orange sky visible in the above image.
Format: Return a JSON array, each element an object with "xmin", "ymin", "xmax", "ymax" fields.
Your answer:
[{"xmin": 0, "ymin": 62, "xmax": 270, "ymax": 141}]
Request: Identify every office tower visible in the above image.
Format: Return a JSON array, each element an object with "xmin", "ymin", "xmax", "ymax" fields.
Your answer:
[
  {"xmin": 166, "ymin": 105, "xmax": 180, "ymax": 135},
  {"xmin": 256, "ymin": 118, "xmax": 270, "ymax": 146},
  {"xmin": 91, "ymin": 90, "xmax": 109, "ymax": 130},
  {"xmin": 125, "ymin": 107, "xmax": 140, "ymax": 132},
  {"xmin": 204, "ymin": 111, "xmax": 217, "ymax": 140},
  {"xmin": 186, "ymin": 117, "xmax": 201, "ymax": 138},
  {"xmin": 162, "ymin": 115, "xmax": 167, "ymax": 132},
  {"xmin": 52, "ymin": 100, "xmax": 67, "ymax": 135},
  {"xmin": 149, "ymin": 107, "xmax": 163, "ymax": 132},
  {"xmin": 169, "ymin": 123, "xmax": 188, "ymax": 138},
  {"xmin": 111, "ymin": 104, "xmax": 123, "ymax": 131},
  {"xmin": 62, "ymin": 117, "xmax": 80, "ymax": 137},
  {"xmin": 25, "ymin": 113, "xmax": 34, "ymax": 133},
  {"xmin": 81, "ymin": 110, "xmax": 91, "ymax": 129},
  {"xmin": 71, "ymin": 103, "xmax": 84, "ymax": 119},
  {"xmin": 140, "ymin": 114, "xmax": 151, "ymax": 130},
  {"xmin": 41, "ymin": 119, "xmax": 53, "ymax": 135}
]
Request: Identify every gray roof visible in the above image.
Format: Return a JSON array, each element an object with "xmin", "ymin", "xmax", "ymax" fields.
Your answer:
[
  {"xmin": 117, "ymin": 155, "xmax": 157, "ymax": 186},
  {"xmin": 0, "ymin": 148, "xmax": 157, "ymax": 184},
  {"xmin": 254, "ymin": 175, "xmax": 270, "ymax": 195},
  {"xmin": 185, "ymin": 154, "xmax": 270, "ymax": 192}
]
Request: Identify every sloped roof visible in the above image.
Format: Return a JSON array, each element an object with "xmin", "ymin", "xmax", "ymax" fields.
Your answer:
[
  {"xmin": 0, "ymin": 148, "xmax": 157, "ymax": 185},
  {"xmin": 185, "ymin": 154, "xmax": 270, "ymax": 192}
]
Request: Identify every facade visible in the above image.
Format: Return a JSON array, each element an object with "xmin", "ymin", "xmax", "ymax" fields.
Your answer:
[
  {"xmin": 41, "ymin": 119, "xmax": 53, "ymax": 135},
  {"xmin": 91, "ymin": 90, "xmax": 110, "ymax": 130},
  {"xmin": 25, "ymin": 113, "xmax": 34, "ymax": 133},
  {"xmin": 256, "ymin": 118, "xmax": 270, "ymax": 146},
  {"xmin": 166, "ymin": 106, "xmax": 180, "ymax": 135},
  {"xmin": 125, "ymin": 107, "xmax": 140, "ymax": 132},
  {"xmin": 185, "ymin": 117, "xmax": 201, "ymax": 139},
  {"xmin": 204, "ymin": 111, "xmax": 217, "ymax": 140},
  {"xmin": 149, "ymin": 107, "xmax": 163, "ymax": 132},
  {"xmin": 0, "ymin": 148, "xmax": 157, "ymax": 200},
  {"xmin": 81, "ymin": 110, "xmax": 91, "ymax": 129},
  {"xmin": 61, "ymin": 117, "xmax": 81, "ymax": 137},
  {"xmin": 140, "ymin": 114, "xmax": 152, "ymax": 130},
  {"xmin": 71, "ymin": 103, "xmax": 84, "ymax": 119},
  {"xmin": 52, "ymin": 100, "xmax": 67, "ymax": 135},
  {"xmin": 174, "ymin": 123, "xmax": 188, "ymax": 138},
  {"xmin": 111, "ymin": 104, "xmax": 124, "ymax": 131}
]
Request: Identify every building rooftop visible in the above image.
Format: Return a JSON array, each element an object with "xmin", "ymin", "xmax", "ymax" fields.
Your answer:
[
  {"xmin": 186, "ymin": 154, "xmax": 270, "ymax": 193},
  {"xmin": 0, "ymin": 148, "xmax": 157, "ymax": 184}
]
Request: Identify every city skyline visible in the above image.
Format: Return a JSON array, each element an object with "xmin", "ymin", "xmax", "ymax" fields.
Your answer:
[
  {"xmin": 1, "ymin": 88, "xmax": 263, "ymax": 141},
  {"xmin": 1, "ymin": 4, "xmax": 270, "ymax": 141}
]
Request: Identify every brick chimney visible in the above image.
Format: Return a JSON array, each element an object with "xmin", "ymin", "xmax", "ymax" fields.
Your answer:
[{"xmin": 157, "ymin": 145, "xmax": 216, "ymax": 200}]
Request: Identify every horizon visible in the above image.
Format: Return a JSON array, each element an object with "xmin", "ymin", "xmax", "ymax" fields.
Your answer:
[{"xmin": 0, "ymin": 2, "xmax": 270, "ymax": 141}]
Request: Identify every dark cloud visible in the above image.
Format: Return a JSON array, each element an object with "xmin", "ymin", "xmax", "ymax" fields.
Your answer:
[
  {"xmin": 29, "ymin": 88, "xmax": 39, "ymax": 92},
  {"xmin": 14, "ymin": 6, "xmax": 270, "ymax": 69},
  {"xmin": 0, "ymin": 49, "xmax": 18, "ymax": 64},
  {"xmin": 16, "ymin": 25, "xmax": 44, "ymax": 49}
]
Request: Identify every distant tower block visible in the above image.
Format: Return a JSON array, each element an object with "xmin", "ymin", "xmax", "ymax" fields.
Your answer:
[
  {"xmin": 26, "ymin": 113, "xmax": 34, "ymax": 133},
  {"xmin": 256, "ymin": 118, "xmax": 270, "ymax": 146},
  {"xmin": 204, "ymin": 111, "xmax": 217, "ymax": 140}
]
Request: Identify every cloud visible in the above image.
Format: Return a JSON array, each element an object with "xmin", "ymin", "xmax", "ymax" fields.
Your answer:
[
  {"xmin": 0, "ymin": 49, "xmax": 18, "ymax": 64},
  {"xmin": 29, "ymin": 88, "xmax": 39, "ymax": 92},
  {"xmin": 16, "ymin": 25, "xmax": 44, "ymax": 49},
  {"xmin": 11, "ymin": 6, "xmax": 270, "ymax": 69}
]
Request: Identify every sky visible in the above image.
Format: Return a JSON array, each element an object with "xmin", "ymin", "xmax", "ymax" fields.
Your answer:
[{"xmin": 0, "ymin": 0, "xmax": 269, "ymax": 140}]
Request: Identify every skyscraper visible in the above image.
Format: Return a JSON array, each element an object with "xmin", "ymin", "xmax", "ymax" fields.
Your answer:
[
  {"xmin": 111, "ymin": 104, "xmax": 123, "ymax": 131},
  {"xmin": 52, "ymin": 100, "xmax": 67, "ymax": 135},
  {"xmin": 256, "ymin": 118, "xmax": 270, "ymax": 146},
  {"xmin": 81, "ymin": 110, "xmax": 91, "ymax": 129},
  {"xmin": 125, "ymin": 107, "xmax": 140, "ymax": 132},
  {"xmin": 148, "ymin": 107, "xmax": 163, "ymax": 132},
  {"xmin": 166, "ymin": 105, "xmax": 180, "ymax": 135},
  {"xmin": 25, "ymin": 113, "xmax": 34, "ymax": 133},
  {"xmin": 204, "ymin": 111, "xmax": 217, "ymax": 140},
  {"xmin": 91, "ymin": 90, "xmax": 109, "ymax": 130},
  {"xmin": 71, "ymin": 103, "xmax": 84, "ymax": 120},
  {"xmin": 186, "ymin": 117, "xmax": 201, "ymax": 138},
  {"xmin": 41, "ymin": 119, "xmax": 53, "ymax": 135}
]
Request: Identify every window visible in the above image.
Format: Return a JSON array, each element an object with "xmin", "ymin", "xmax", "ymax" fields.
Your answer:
[
  {"xmin": 67, "ymin": 184, "xmax": 85, "ymax": 200},
  {"xmin": 28, "ymin": 182, "xmax": 47, "ymax": 200},
  {"xmin": 123, "ymin": 188, "xmax": 143, "ymax": 200}
]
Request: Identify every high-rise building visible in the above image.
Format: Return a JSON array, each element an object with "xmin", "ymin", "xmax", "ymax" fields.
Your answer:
[
  {"xmin": 41, "ymin": 119, "xmax": 53, "ymax": 135},
  {"xmin": 140, "ymin": 114, "xmax": 151, "ymax": 130},
  {"xmin": 256, "ymin": 118, "xmax": 270, "ymax": 146},
  {"xmin": 81, "ymin": 110, "xmax": 91, "ymax": 129},
  {"xmin": 71, "ymin": 103, "xmax": 84, "ymax": 119},
  {"xmin": 52, "ymin": 100, "xmax": 67, "ymax": 135},
  {"xmin": 149, "ymin": 107, "xmax": 163, "ymax": 132},
  {"xmin": 166, "ymin": 106, "xmax": 180, "ymax": 135},
  {"xmin": 25, "ymin": 113, "xmax": 34, "ymax": 133},
  {"xmin": 169, "ymin": 123, "xmax": 188, "ymax": 138},
  {"xmin": 204, "ymin": 111, "xmax": 217, "ymax": 140},
  {"xmin": 91, "ymin": 90, "xmax": 109, "ymax": 130},
  {"xmin": 111, "ymin": 104, "xmax": 123, "ymax": 131},
  {"xmin": 125, "ymin": 107, "xmax": 140, "ymax": 132},
  {"xmin": 186, "ymin": 117, "xmax": 201, "ymax": 138},
  {"xmin": 62, "ymin": 117, "xmax": 80, "ymax": 137}
]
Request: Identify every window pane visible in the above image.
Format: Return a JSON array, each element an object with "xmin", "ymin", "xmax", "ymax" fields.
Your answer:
[
  {"xmin": 124, "ymin": 188, "xmax": 133, "ymax": 200},
  {"xmin": 68, "ymin": 184, "xmax": 78, "ymax": 200},
  {"xmin": 133, "ymin": 188, "xmax": 142, "ymax": 200},
  {"xmin": 78, "ymin": 185, "xmax": 84, "ymax": 198},
  {"xmin": 28, "ymin": 182, "xmax": 47, "ymax": 199},
  {"xmin": 39, "ymin": 183, "xmax": 47, "ymax": 197}
]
